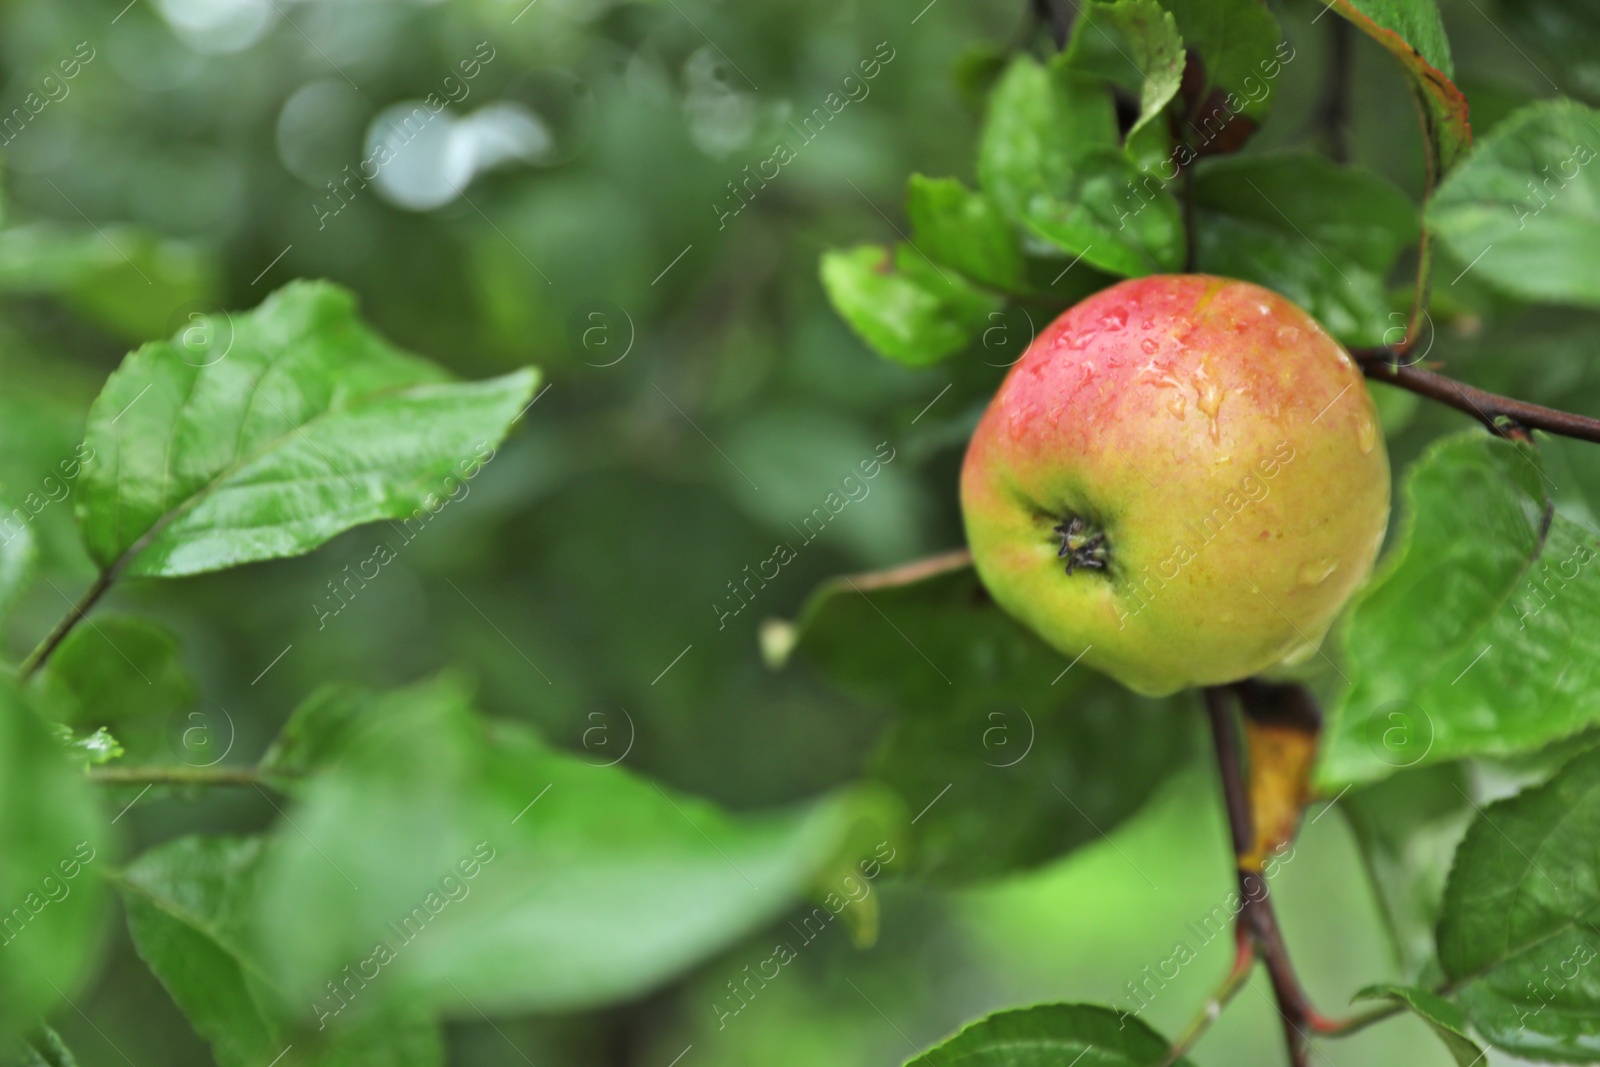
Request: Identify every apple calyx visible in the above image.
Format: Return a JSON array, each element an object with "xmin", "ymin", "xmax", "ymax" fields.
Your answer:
[{"xmin": 1053, "ymin": 515, "xmax": 1109, "ymax": 575}]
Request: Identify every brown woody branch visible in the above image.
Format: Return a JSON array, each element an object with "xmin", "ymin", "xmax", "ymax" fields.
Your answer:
[
  {"xmin": 1352, "ymin": 348, "xmax": 1600, "ymax": 445},
  {"xmin": 1201, "ymin": 683, "xmax": 1342, "ymax": 1067}
]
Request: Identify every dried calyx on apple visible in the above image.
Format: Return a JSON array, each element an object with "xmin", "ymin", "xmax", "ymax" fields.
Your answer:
[{"xmin": 960, "ymin": 275, "xmax": 1390, "ymax": 696}]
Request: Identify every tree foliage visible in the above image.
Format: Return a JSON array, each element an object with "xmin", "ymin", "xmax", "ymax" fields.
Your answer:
[{"xmin": 2, "ymin": 0, "xmax": 1599, "ymax": 1065}]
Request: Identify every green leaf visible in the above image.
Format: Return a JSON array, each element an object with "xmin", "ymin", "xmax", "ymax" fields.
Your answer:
[
  {"xmin": 1457, "ymin": 941, "xmax": 1600, "ymax": 1063},
  {"xmin": 1159, "ymin": 0, "xmax": 1284, "ymax": 119},
  {"xmin": 1437, "ymin": 747, "xmax": 1600, "ymax": 1061},
  {"xmin": 1323, "ymin": 434, "xmax": 1600, "ymax": 786},
  {"xmin": 905, "ymin": 176, "xmax": 1026, "ymax": 292},
  {"xmin": 254, "ymin": 676, "xmax": 907, "ymax": 1018},
  {"xmin": 259, "ymin": 686, "xmax": 368, "ymax": 782},
  {"xmin": 977, "ymin": 55, "xmax": 1184, "ymax": 277},
  {"xmin": 784, "ymin": 555, "xmax": 1193, "ymax": 882},
  {"xmin": 0, "ymin": 222, "xmax": 217, "ymax": 343},
  {"xmin": 1353, "ymin": 984, "xmax": 1484, "ymax": 1066},
  {"xmin": 77, "ymin": 280, "xmax": 537, "ymax": 578},
  {"xmin": 1066, "ymin": 0, "xmax": 1185, "ymax": 141},
  {"xmin": 1328, "ymin": 0, "xmax": 1470, "ymax": 175},
  {"xmin": 31, "ymin": 615, "xmax": 197, "ymax": 736},
  {"xmin": 1109, "ymin": 1, "xmax": 1184, "ymax": 141},
  {"xmin": 1429, "ymin": 99, "xmax": 1600, "ymax": 307},
  {"xmin": 0, "ymin": 679, "xmax": 109, "ymax": 1043},
  {"xmin": 13, "ymin": 1025, "xmax": 79, "ymax": 1067},
  {"xmin": 1339, "ymin": 0, "xmax": 1454, "ymax": 75},
  {"xmin": 1340, "ymin": 764, "xmax": 1474, "ymax": 979},
  {"xmin": 116, "ymin": 835, "xmax": 443, "ymax": 1067},
  {"xmin": 820, "ymin": 244, "xmax": 1001, "ymax": 366},
  {"xmin": 904, "ymin": 1004, "xmax": 1193, "ymax": 1067},
  {"xmin": 1191, "ymin": 151, "xmax": 1419, "ymax": 346}
]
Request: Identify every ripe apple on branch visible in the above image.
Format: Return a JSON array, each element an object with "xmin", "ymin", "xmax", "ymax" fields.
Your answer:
[{"xmin": 804, "ymin": 1, "xmax": 1600, "ymax": 1063}]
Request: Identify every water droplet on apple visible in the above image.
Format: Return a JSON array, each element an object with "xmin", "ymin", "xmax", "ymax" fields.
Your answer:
[
  {"xmin": 1195, "ymin": 375, "xmax": 1225, "ymax": 440},
  {"xmin": 1356, "ymin": 414, "xmax": 1377, "ymax": 455},
  {"xmin": 1140, "ymin": 337, "xmax": 1158, "ymax": 354},
  {"xmin": 1101, "ymin": 308, "xmax": 1128, "ymax": 330},
  {"xmin": 1140, "ymin": 318, "xmax": 1154, "ymax": 329},
  {"xmin": 1298, "ymin": 558, "xmax": 1339, "ymax": 586},
  {"xmin": 1281, "ymin": 640, "xmax": 1319, "ymax": 666}
]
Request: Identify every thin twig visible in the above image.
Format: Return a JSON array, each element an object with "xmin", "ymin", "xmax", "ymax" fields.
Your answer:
[
  {"xmin": 1352, "ymin": 348, "xmax": 1600, "ymax": 444},
  {"xmin": 87, "ymin": 765, "xmax": 273, "ymax": 787},
  {"xmin": 1313, "ymin": 1001, "xmax": 1406, "ymax": 1038},
  {"xmin": 17, "ymin": 492, "xmax": 184, "ymax": 679},
  {"xmin": 1315, "ymin": 16, "xmax": 1353, "ymax": 164},
  {"xmin": 1159, "ymin": 926, "xmax": 1255, "ymax": 1065},
  {"xmin": 1182, "ymin": 165, "xmax": 1197, "ymax": 272},
  {"xmin": 18, "ymin": 569, "xmax": 116, "ymax": 678}
]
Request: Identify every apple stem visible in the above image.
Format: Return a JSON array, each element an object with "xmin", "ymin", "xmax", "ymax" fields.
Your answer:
[{"xmin": 1201, "ymin": 684, "xmax": 1325, "ymax": 1067}]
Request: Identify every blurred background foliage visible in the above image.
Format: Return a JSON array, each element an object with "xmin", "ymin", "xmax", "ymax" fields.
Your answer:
[{"xmin": 0, "ymin": 0, "xmax": 1592, "ymax": 1064}]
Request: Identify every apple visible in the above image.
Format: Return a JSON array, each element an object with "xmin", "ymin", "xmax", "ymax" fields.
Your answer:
[{"xmin": 960, "ymin": 274, "xmax": 1390, "ymax": 696}]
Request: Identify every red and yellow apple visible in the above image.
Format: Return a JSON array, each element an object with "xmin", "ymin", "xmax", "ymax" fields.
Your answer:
[{"xmin": 960, "ymin": 274, "xmax": 1390, "ymax": 696}]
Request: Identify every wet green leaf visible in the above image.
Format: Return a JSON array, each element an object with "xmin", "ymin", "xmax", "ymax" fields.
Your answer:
[
  {"xmin": 1192, "ymin": 151, "xmax": 1418, "ymax": 346},
  {"xmin": 1437, "ymin": 747, "xmax": 1600, "ymax": 1061},
  {"xmin": 254, "ymin": 676, "xmax": 906, "ymax": 1017},
  {"xmin": 1324, "ymin": 434, "xmax": 1600, "ymax": 786},
  {"xmin": 1429, "ymin": 99, "xmax": 1600, "ymax": 307},
  {"xmin": 1328, "ymin": 0, "xmax": 1470, "ymax": 174},
  {"xmin": 1066, "ymin": 0, "xmax": 1186, "ymax": 140},
  {"xmin": 905, "ymin": 175, "xmax": 1025, "ymax": 292},
  {"xmin": 117, "ymin": 836, "xmax": 443, "ymax": 1067},
  {"xmin": 1159, "ymin": 0, "xmax": 1284, "ymax": 119},
  {"xmin": 820, "ymin": 244, "xmax": 1000, "ymax": 366},
  {"xmin": 904, "ymin": 1004, "xmax": 1193, "ymax": 1066},
  {"xmin": 784, "ymin": 556, "xmax": 1194, "ymax": 882},
  {"xmin": 1354, "ymin": 984, "xmax": 1483, "ymax": 1066},
  {"xmin": 978, "ymin": 56, "xmax": 1184, "ymax": 276},
  {"xmin": 78, "ymin": 281, "xmax": 537, "ymax": 578}
]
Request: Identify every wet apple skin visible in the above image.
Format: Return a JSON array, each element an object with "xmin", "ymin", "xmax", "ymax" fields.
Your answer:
[{"xmin": 960, "ymin": 274, "xmax": 1391, "ymax": 696}]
